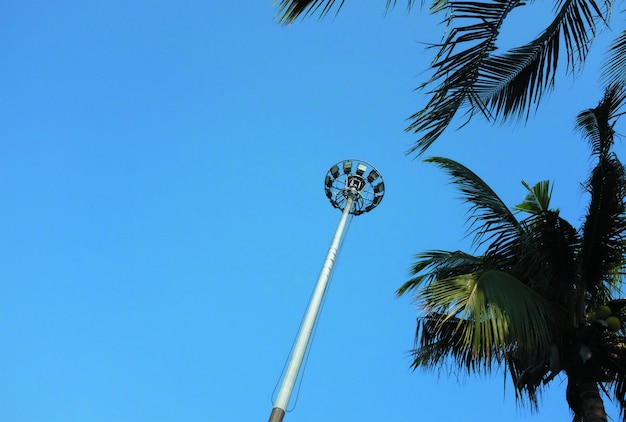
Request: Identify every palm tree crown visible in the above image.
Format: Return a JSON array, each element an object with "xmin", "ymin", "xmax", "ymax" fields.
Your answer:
[{"xmin": 397, "ymin": 84, "xmax": 626, "ymax": 421}]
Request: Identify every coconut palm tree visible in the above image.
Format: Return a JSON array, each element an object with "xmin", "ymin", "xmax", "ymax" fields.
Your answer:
[
  {"xmin": 395, "ymin": 83, "xmax": 626, "ymax": 421},
  {"xmin": 273, "ymin": 0, "xmax": 626, "ymax": 156}
]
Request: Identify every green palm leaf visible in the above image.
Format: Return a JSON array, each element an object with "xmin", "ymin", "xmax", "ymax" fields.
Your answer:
[
  {"xmin": 398, "ymin": 250, "xmax": 483, "ymax": 296},
  {"xmin": 424, "ymin": 157, "xmax": 521, "ymax": 247},
  {"xmin": 514, "ymin": 180, "xmax": 553, "ymax": 215},
  {"xmin": 417, "ymin": 270, "xmax": 554, "ymax": 369}
]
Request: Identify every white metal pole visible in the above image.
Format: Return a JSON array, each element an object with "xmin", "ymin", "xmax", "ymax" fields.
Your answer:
[{"xmin": 268, "ymin": 195, "xmax": 355, "ymax": 422}]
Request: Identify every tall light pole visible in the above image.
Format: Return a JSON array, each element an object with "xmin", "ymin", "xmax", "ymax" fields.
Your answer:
[{"xmin": 268, "ymin": 159, "xmax": 385, "ymax": 422}]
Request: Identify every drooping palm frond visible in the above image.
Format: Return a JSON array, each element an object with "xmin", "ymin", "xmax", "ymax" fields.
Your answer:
[
  {"xmin": 602, "ymin": 30, "xmax": 626, "ymax": 85},
  {"xmin": 416, "ymin": 270, "xmax": 555, "ymax": 370},
  {"xmin": 424, "ymin": 157, "xmax": 521, "ymax": 247},
  {"xmin": 273, "ymin": 0, "xmax": 612, "ymax": 155},
  {"xmin": 578, "ymin": 84, "xmax": 626, "ymax": 301},
  {"xmin": 474, "ymin": 0, "xmax": 607, "ymax": 122},
  {"xmin": 411, "ymin": 314, "xmax": 485, "ymax": 371},
  {"xmin": 406, "ymin": 0, "xmax": 609, "ymax": 155},
  {"xmin": 397, "ymin": 250, "xmax": 483, "ymax": 296},
  {"xmin": 406, "ymin": 0, "xmax": 524, "ymax": 155}
]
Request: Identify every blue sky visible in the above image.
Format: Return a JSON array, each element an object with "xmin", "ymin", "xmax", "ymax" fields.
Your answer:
[{"xmin": 1, "ymin": 1, "xmax": 623, "ymax": 421}]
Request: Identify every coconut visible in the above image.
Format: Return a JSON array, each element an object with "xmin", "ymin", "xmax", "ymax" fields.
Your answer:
[
  {"xmin": 606, "ymin": 316, "xmax": 622, "ymax": 332},
  {"xmin": 596, "ymin": 305, "xmax": 612, "ymax": 319}
]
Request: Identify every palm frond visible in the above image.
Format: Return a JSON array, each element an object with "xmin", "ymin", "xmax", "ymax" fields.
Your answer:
[
  {"xmin": 509, "ymin": 182, "xmax": 580, "ymax": 307},
  {"xmin": 274, "ymin": 0, "xmax": 416, "ymax": 24},
  {"xmin": 513, "ymin": 211, "xmax": 580, "ymax": 306},
  {"xmin": 406, "ymin": 92, "xmax": 467, "ymax": 157},
  {"xmin": 385, "ymin": 0, "xmax": 417, "ymax": 11},
  {"xmin": 411, "ymin": 314, "xmax": 484, "ymax": 371},
  {"xmin": 274, "ymin": 0, "xmax": 343, "ymax": 24},
  {"xmin": 425, "ymin": 157, "xmax": 521, "ymax": 247},
  {"xmin": 473, "ymin": 0, "xmax": 605, "ymax": 121},
  {"xmin": 580, "ymin": 155, "xmax": 626, "ymax": 299},
  {"xmin": 398, "ymin": 250, "xmax": 483, "ymax": 296},
  {"xmin": 602, "ymin": 30, "xmax": 626, "ymax": 85},
  {"xmin": 576, "ymin": 83, "xmax": 626, "ymax": 157},
  {"xmin": 613, "ymin": 362, "xmax": 626, "ymax": 420},
  {"xmin": 417, "ymin": 270, "xmax": 555, "ymax": 368},
  {"xmin": 406, "ymin": 0, "xmax": 522, "ymax": 155},
  {"xmin": 579, "ymin": 85, "xmax": 626, "ymax": 299},
  {"xmin": 505, "ymin": 355, "xmax": 546, "ymax": 408},
  {"xmin": 407, "ymin": 0, "xmax": 609, "ymax": 156},
  {"xmin": 514, "ymin": 180, "xmax": 554, "ymax": 215}
]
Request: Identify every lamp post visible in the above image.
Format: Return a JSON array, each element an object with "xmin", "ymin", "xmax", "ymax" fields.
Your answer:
[{"xmin": 268, "ymin": 159, "xmax": 385, "ymax": 422}]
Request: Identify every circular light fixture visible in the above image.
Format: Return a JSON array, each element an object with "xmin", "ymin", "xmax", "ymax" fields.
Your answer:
[{"xmin": 324, "ymin": 159, "xmax": 384, "ymax": 215}]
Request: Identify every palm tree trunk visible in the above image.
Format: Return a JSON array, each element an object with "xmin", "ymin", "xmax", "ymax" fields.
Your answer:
[{"xmin": 579, "ymin": 381, "xmax": 608, "ymax": 422}]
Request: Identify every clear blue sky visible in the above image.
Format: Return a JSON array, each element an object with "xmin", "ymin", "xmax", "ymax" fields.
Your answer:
[{"xmin": 1, "ymin": 2, "xmax": 622, "ymax": 421}]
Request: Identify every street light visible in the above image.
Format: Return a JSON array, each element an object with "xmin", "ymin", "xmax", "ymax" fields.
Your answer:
[{"xmin": 268, "ymin": 159, "xmax": 385, "ymax": 422}]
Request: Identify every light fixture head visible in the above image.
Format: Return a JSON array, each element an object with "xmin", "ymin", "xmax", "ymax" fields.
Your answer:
[{"xmin": 324, "ymin": 159, "xmax": 384, "ymax": 215}]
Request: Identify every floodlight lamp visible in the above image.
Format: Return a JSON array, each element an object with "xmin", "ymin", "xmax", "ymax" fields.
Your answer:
[
  {"xmin": 343, "ymin": 161, "xmax": 352, "ymax": 174},
  {"xmin": 356, "ymin": 163, "xmax": 367, "ymax": 176},
  {"xmin": 367, "ymin": 169, "xmax": 379, "ymax": 183}
]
